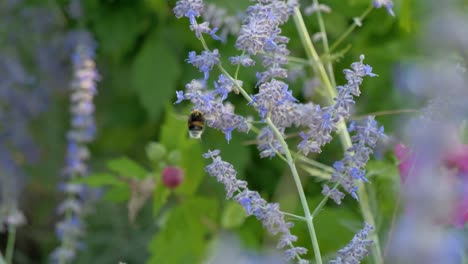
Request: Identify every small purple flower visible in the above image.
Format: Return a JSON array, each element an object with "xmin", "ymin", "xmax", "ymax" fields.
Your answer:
[
  {"xmin": 175, "ymin": 90, "xmax": 185, "ymax": 104},
  {"xmin": 322, "ymin": 185, "xmax": 346, "ymax": 205},
  {"xmin": 54, "ymin": 30, "xmax": 99, "ymax": 263},
  {"xmin": 173, "ymin": 0, "xmax": 204, "ymax": 24},
  {"xmin": 229, "ymin": 55, "xmax": 255, "ymax": 67},
  {"xmin": 202, "ymin": 149, "xmax": 220, "ymax": 159},
  {"xmin": 329, "ymin": 222, "xmax": 374, "ymax": 264},
  {"xmin": 186, "ymin": 49, "xmax": 220, "ymax": 80},
  {"xmin": 204, "ymin": 150, "xmax": 308, "ymax": 262},
  {"xmin": 297, "ymin": 55, "xmax": 377, "ymax": 156},
  {"xmin": 213, "ymin": 74, "xmax": 242, "ymax": 101},
  {"xmin": 202, "ymin": 3, "xmax": 243, "ymax": 42},
  {"xmin": 327, "ymin": 116, "xmax": 385, "ymax": 202},
  {"xmin": 373, "ymin": 0, "xmax": 395, "ymax": 17}
]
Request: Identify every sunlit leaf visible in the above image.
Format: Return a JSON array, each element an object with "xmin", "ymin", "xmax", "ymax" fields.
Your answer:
[
  {"xmin": 221, "ymin": 201, "xmax": 246, "ymax": 229},
  {"xmin": 107, "ymin": 157, "xmax": 148, "ymax": 179},
  {"xmin": 148, "ymin": 197, "xmax": 219, "ymax": 264}
]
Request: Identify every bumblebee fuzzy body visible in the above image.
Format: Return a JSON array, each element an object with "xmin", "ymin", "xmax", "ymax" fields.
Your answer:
[{"xmin": 188, "ymin": 110, "xmax": 205, "ymax": 139}]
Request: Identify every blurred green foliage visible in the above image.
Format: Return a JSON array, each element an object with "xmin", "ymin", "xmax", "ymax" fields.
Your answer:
[{"xmin": 12, "ymin": 0, "xmax": 435, "ymax": 263}]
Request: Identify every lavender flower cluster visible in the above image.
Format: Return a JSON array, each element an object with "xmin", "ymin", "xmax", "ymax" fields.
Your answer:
[
  {"xmin": 297, "ymin": 55, "xmax": 378, "ymax": 156},
  {"xmin": 329, "ymin": 223, "xmax": 374, "ymax": 264},
  {"xmin": 173, "ymin": 0, "xmax": 388, "ymax": 263},
  {"xmin": 1, "ymin": 0, "xmax": 67, "ymax": 230},
  {"xmin": 51, "ymin": 31, "xmax": 100, "ymax": 263},
  {"xmin": 203, "ymin": 150, "xmax": 309, "ymax": 263},
  {"xmin": 323, "ymin": 116, "xmax": 385, "ymax": 203}
]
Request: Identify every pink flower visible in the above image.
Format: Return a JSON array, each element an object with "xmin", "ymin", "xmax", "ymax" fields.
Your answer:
[
  {"xmin": 394, "ymin": 143, "xmax": 413, "ymax": 183},
  {"xmin": 394, "ymin": 143, "xmax": 468, "ymax": 227},
  {"xmin": 444, "ymin": 144, "xmax": 468, "ymax": 173},
  {"xmin": 162, "ymin": 166, "xmax": 184, "ymax": 189}
]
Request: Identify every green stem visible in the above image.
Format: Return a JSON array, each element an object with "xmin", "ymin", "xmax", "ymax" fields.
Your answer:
[
  {"xmin": 266, "ymin": 118, "xmax": 322, "ymax": 264},
  {"xmin": 283, "ymin": 212, "xmax": 307, "ymax": 221},
  {"xmin": 297, "ymin": 155, "xmax": 335, "ymax": 173},
  {"xmin": 312, "ymin": 0, "xmax": 336, "ymax": 88},
  {"xmin": 311, "ymin": 182, "xmax": 340, "ymax": 218},
  {"xmin": 5, "ymin": 226, "xmax": 16, "ymax": 264},
  {"xmin": 218, "ymin": 62, "xmax": 323, "ymax": 264},
  {"xmin": 293, "ymin": 6, "xmax": 383, "ymax": 264},
  {"xmin": 329, "ymin": 4, "xmax": 374, "ymax": 52}
]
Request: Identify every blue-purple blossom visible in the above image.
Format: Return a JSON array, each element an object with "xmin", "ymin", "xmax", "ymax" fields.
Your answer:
[
  {"xmin": 0, "ymin": 2, "xmax": 69, "ymax": 230},
  {"xmin": 203, "ymin": 4, "xmax": 243, "ymax": 42},
  {"xmin": 52, "ymin": 30, "xmax": 99, "ymax": 263},
  {"xmin": 329, "ymin": 222, "xmax": 374, "ymax": 264},
  {"xmin": 173, "ymin": 0, "xmax": 204, "ymax": 24},
  {"xmin": 321, "ymin": 185, "xmax": 345, "ymax": 205},
  {"xmin": 235, "ymin": 1, "xmax": 292, "ymax": 55},
  {"xmin": 214, "ymin": 74, "xmax": 242, "ymax": 100},
  {"xmin": 256, "ymin": 37, "xmax": 290, "ymax": 83},
  {"xmin": 189, "ymin": 21, "xmax": 221, "ymax": 40},
  {"xmin": 229, "ymin": 55, "xmax": 256, "ymax": 67},
  {"xmin": 373, "ymin": 0, "xmax": 395, "ymax": 17},
  {"xmin": 252, "ymin": 79, "xmax": 298, "ymax": 123},
  {"xmin": 186, "ymin": 49, "xmax": 220, "ymax": 80},
  {"xmin": 257, "ymin": 127, "xmax": 285, "ymax": 158},
  {"xmin": 297, "ymin": 55, "xmax": 377, "ymax": 156},
  {"xmin": 324, "ymin": 116, "xmax": 385, "ymax": 202},
  {"xmin": 204, "ymin": 150, "xmax": 308, "ymax": 263}
]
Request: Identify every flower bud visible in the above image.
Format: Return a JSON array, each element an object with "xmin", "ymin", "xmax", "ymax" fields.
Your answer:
[
  {"xmin": 162, "ymin": 166, "xmax": 184, "ymax": 189},
  {"xmin": 146, "ymin": 142, "xmax": 166, "ymax": 162},
  {"xmin": 167, "ymin": 150, "xmax": 182, "ymax": 164}
]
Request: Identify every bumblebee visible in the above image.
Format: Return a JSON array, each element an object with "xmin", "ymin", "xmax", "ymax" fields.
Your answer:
[{"xmin": 188, "ymin": 110, "xmax": 205, "ymax": 139}]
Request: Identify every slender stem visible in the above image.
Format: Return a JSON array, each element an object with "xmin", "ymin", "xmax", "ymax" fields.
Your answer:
[
  {"xmin": 234, "ymin": 51, "xmax": 244, "ymax": 80},
  {"xmin": 297, "ymin": 155, "xmax": 335, "ymax": 174},
  {"xmin": 330, "ymin": 5, "xmax": 374, "ymax": 52},
  {"xmin": 283, "ymin": 212, "xmax": 307, "ymax": 221},
  {"xmin": 266, "ymin": 118, "xmax": 323, "ymax": 264},
  {"xmin": 353, "ymin": 109, "xmax": 419, "ymax": 120},
  {"xmin": 312, "ymin": 0, "xmax": 336, "ymax": 88},
  {"xmin": 311, "ymin": 182, "xmax": 340, "ymax": 218},
  {"xmin": 218, "ymin": 61, "xmax": 323, "ymax": 264},
  {"xmin": 300, "ymin": 165, "xmax": 332, "ymax": 179},
  {"xmin": 5, "ymin": 226, "xmax": 16, "ymax": 264},
  {"xmin": 197, "ymin": 19, "xmax": 322, "ymax": 264},
  {"xmin": 292, "ymin": 7, "xmax": 334, "ymax": 105},
  {"xmin": 293, "ymin": 6, "xmax": 383, "ymax": 264}
]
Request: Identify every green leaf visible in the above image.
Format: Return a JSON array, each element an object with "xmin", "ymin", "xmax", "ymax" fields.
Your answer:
[
  {"xmin": 399, "ymin": 0, "xmax": 413, "ymax": 33},
  {"xmin": 148, "ymin": 197, "xmax": 219, "ymax": 264},
  {"xmin": 175, "ymin": 142, "xmax": 205, "ymax": 196},
  {"xmin": 221, "ymin": 202, "xmax": 246, "ymax": 229},
  {"xmin": 160, "ymin": 105, "xmax": 188, "ymax": 151},
  {"xmin": 107, "ymin": 157, "xmax": 148, "ymax": 179},
  {"xmin": 73, "ymin": 173, "xmax": 126, "ymax": 187},
  {"xmin": 93, "ymin": 6, "xmax": 147, "ymax": 60},
  {"xmin": 131, "ymin": 33, "xmax": 181, "ymax": 120},
  {"xmin": 152, "ymin": 177, "xmax": 171, "ymax": 216},
  {"xmin": 303, "ymin": 197, "xmax": 361, "ymax": 255},
  {"xmin": 145, "ymin": 0, "xmax": 169, "ymax": 18},
  {"xmin": 103, "ymin": 186, "xmax": 131, "ymax": 203}
]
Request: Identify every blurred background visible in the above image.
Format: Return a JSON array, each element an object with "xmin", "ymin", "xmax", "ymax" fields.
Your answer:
[{"xmin": 0, "ymin": 0, "xmax": 467, "ymax": 263}]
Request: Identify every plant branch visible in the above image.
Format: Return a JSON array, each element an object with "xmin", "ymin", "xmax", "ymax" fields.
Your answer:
[{"xmin": 293, "ymin": 6, "xmax": 383, "ymax": 264}]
